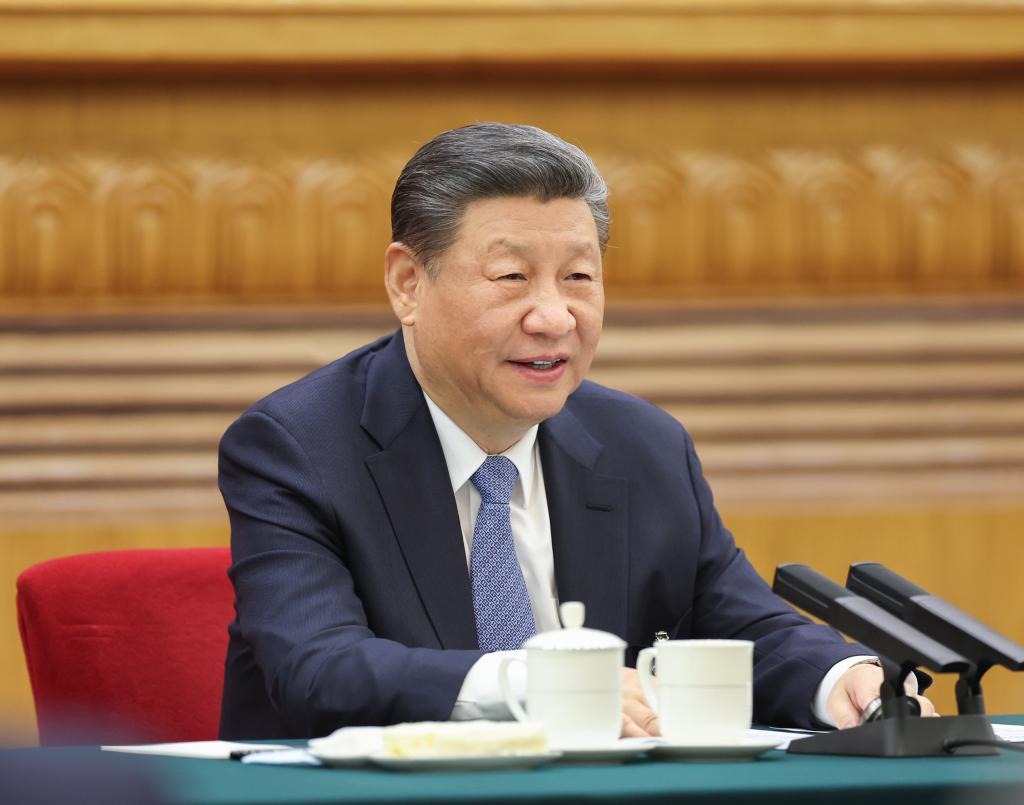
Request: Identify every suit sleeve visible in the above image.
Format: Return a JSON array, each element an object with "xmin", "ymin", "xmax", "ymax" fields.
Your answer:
[
  {"xmin": 219, "ymin": 409, "xmax": 482, "ymax": 737},
  {"xmin": 681, "ymin": 430, "xmax": 868, "ymax": 728}
]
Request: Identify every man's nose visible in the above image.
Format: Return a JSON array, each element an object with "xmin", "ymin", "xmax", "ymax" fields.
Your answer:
[{"xmin": 522, "ymin": 284, "xmax": 576, "ymax": 337}]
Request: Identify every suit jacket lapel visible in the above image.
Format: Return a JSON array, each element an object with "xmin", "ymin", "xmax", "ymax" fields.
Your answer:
[
  {"xmin": 540, "ymin": 403, "xmax": 629, "ymax": 639},
  {"xmin": 361, "ymin": 333, "xmax": 478, "ymax": 650}
]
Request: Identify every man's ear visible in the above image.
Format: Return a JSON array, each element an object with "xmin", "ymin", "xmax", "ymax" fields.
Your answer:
[{"xmin": 384, "ymin": 242, "xmax": 426, "ymax": 326}]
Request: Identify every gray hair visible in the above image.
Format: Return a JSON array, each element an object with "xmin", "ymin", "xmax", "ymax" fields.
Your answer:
[{"xmin": 391, "ymin": 123, "xmax": 609, "ymax": 275}]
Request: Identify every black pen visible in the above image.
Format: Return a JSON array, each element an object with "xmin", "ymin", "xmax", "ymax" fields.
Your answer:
[{"xmin": 229, "ymin": 748, "xmax": 290, "ymax": 761}]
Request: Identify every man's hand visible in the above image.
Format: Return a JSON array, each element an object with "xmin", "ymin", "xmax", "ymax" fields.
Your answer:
[
  {"xmin": 828, "ymin": 662, "xmax": 938, "ymax": 729},
  {"xmin": 621, "ymin": 667, "xmax": 660, "ymax": 737}
]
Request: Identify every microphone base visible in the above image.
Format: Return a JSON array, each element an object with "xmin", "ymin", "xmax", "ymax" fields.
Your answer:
[{"xmin": 787, "ymin": 715, "xmax": 997, "ymax": 757}]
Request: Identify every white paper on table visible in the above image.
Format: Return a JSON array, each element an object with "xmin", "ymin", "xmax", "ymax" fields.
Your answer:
[
  {"xmin": 241, "ymin": 749, "xmax": 322, "ymax": 766},
  {"xmin": 993, "ymin": 723, "xmax": 1024, "ymax": 743},
  {"xmin": 746, "ymin": 727, "xmax": 819, "ymax": 751},
  {"xmin": 101, "ymin": 740, "xmax": 292, "ymax": 759}
]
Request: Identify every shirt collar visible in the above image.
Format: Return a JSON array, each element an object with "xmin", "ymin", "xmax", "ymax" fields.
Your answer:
[{"xmin": 423, "ymin": 392, "xmax": 538, "ymax": 506}]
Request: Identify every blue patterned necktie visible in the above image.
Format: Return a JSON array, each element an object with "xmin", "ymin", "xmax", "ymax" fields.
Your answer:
[{"xmin": 470, "ymin": 455, "xmax": 537, "ymax": 652}]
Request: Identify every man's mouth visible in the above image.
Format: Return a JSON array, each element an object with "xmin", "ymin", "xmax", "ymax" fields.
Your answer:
[{"xmin": 512, "ymin": 357, "xmax": 566, "ymax": 370}]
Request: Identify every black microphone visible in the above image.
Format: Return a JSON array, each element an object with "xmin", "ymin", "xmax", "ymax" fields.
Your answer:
[
  {"xmin": 771, "ymin": 563, "xmax": 1001, "ymax": 757},
  {"xmin": 847, "ymin": 562, "xmax": 1024, "ymax": 714},
  {"xmin": 773, "ymin": 564, "xmax": 970, "ymax": 689}
]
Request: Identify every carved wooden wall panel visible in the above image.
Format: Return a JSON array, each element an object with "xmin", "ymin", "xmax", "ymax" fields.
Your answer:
[
  {"xmin": 0, "ymin": 1, "xmax": 1022, "ymax": 307},
  {"xmin": 2, "ymin": 147, "xmax": 1024, "ymax": 303},
  {"xmin": 0, "ymin": 155, "xmax": 401, "ymax": 300},
  {"xmin": 600, "ymin": 146, "xmax": 1024, "ymax": 295}
]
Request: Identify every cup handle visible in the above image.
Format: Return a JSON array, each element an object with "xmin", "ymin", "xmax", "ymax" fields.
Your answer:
[
  {"xmin": 497, "ymin": 655, "xmax": 530, "ymax": 723},
  {"xmin": 636, "ymin": 647, "xmax": 659, "ymax": 714}
]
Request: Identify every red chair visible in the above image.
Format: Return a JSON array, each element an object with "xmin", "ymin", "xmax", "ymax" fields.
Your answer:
[{"xmin": 16, "ymin": 548, "xmax": 234, "ymax": 745}]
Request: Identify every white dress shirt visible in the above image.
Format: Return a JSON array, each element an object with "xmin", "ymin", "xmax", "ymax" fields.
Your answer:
[{"xmin": 422, "ymin": 393, "xmax": 867, "ymax": 726}]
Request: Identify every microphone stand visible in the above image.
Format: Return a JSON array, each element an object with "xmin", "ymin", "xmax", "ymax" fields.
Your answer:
[
  {"xmin": 846, "ymin": 562, "xmax": 1024, "ymax": 718},
  {"xmin": 955, "ymin": 661, "xmax": 987, "ymax": 717},
  {"xmin": 787, "ymin": 659, "xmax": 996, "ymax": 757},
  {"xmin": 773, "ymin": 564, "xmax": 998, "ymax": 757}
]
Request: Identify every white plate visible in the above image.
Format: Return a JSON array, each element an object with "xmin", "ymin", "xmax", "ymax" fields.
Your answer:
[
  {"xmin": 649, "ymin": 739, "xmax": 783, "ymax": 761},
  {"xmin": 369, "ymin": 751, "xmax": 562, "ymax": 772}
]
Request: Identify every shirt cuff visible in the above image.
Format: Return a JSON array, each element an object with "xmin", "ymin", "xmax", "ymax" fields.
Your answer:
[
  {"xmin": 449, "ymin": 650, "xmax": 526, "ymax": 721},
  {"xmin": 811, "ymin": 655, "xmax": 878, "ymax": 727}
]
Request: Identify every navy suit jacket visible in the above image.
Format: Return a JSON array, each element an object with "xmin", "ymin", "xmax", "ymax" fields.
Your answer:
[{"xmin": 218, "ymin": 331, "xmax": 864, "ymax": 739}]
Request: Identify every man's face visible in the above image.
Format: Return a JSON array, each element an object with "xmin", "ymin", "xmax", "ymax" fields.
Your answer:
[{"xmin": 401, "ymin": 196, "xmax": 604, "ymax": 451}]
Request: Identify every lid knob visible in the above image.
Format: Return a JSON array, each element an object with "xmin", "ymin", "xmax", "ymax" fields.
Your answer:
[{"xmin": 559, "ymin": 601, "xmax": 585, "ymax": 630}]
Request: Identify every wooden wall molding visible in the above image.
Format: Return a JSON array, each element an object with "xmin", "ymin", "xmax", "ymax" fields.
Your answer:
[
  {"xmin": 601, "ymin": 145, "xmax": 1024, "ymax": 294},
  {"xmin": 3, "ymin": 146, "xmax": 1023, "ymax": 302},
  {"xmin": 0, "ymin": 1, "xmax": 1023, "ymax": 68},
  {"xmin": 0, "ymin": 154, "xmax": 397, "ymax": 300},
  {"xmin": 3, "ymin": 301, "xmax": 1022, "ymax": 525}
]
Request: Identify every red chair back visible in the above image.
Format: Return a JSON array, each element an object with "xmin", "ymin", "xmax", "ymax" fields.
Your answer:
[{"xmin": 16, "ymin": 548, "xmax": 234, "ymax": 745}]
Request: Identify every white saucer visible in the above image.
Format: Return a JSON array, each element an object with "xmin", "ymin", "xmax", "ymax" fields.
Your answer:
[
  {"xmin": 369, "ymin": 751, "xmax": 562, "ymax": 772},
  {"xmin": 307, "ymin": 747, "xmax": 373, "ymax": 768},
  {"xmin": 649, "ymin": 738, "xmax": 783, "ymax": 762},
  {"xmin": 554, "ymin": 740, "xmax": 654, "ymax": 763}
]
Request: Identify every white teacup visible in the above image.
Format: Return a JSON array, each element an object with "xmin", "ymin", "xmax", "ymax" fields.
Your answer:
[
  {"xmin": 636, "ymin": 639, "xmax": 753, "ymax": 745},
  {"xmin": 498, "ymin": 602, "xmax": 625, "ymax": 749}
]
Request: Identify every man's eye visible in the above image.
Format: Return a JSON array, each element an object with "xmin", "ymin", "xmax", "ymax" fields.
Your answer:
[
  {"xmin": 566, "ymin": 272, "xmax": 592, "ymax": 281},
  {"xmin": 499, "ymin": 273, "xmax": 527, "ymax": 281}
]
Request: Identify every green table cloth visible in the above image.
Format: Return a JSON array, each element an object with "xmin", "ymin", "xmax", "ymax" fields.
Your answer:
[{"xmin": 4, "ymin": 717, "xmax": 1023, "ymax": 805}]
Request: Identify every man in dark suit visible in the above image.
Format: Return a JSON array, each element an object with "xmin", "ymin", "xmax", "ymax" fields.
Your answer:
[{"xmin": 218, "ymin": 123, "xmax": 934, "ymax": 740}]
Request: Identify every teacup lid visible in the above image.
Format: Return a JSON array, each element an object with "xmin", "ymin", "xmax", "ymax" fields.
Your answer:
[{"xmin": 522, "ymin": 601, "xmax": 626, "ymax": 651}]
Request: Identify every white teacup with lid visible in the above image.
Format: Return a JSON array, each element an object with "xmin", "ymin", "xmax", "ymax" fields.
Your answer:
[{"xmin": 498, "ymin": 601, "xmax": 625, "ymax": 749}]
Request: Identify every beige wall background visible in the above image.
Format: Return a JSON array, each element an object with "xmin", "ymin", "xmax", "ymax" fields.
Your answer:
[{"xmin": 2, "ymin": 0, "xmax": 1023, "ymax": 745}]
